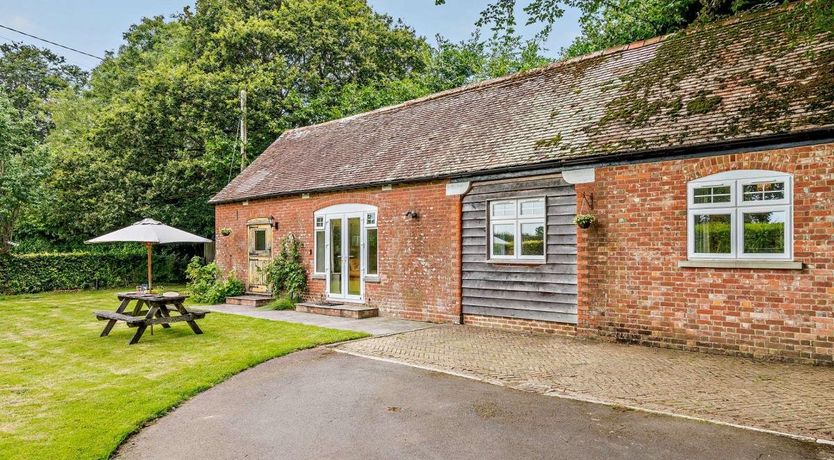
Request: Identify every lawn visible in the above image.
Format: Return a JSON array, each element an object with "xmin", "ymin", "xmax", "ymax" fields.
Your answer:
[{"xmin": 0, "ymin": 288, "xmax": 367, "ymax": 459}]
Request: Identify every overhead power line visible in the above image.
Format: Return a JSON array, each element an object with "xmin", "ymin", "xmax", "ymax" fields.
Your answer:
[{"xmin": 0, "ymin": 23, "xmax": 104, "ymax": 61}]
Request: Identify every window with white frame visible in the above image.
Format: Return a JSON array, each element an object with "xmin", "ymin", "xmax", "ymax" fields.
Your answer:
[
  {"xmin": 365, "ymin": 211, "xmax": 378, "ymax": 276},
  {"xmin": 313, "ymin": 207, "xmax": 379, "ymax": 277},
  {"xmin": 489, "ymin": 198, "xmax": 546, "ymax": 261},
  {"xmin": 314, "ymin": 216, "xmax": 325, "ymax": 274},
  {"xmin": 687, "ymin": 170, "xmax": 792, "ymax": 260}
]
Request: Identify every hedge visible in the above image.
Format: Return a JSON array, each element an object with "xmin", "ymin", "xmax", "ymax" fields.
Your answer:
[
  {"xmin": 0, "ymin": 252, "xmax": 187, "ymax": 295},
  {"xmin": 694, "ymin": 221, "xmax": 784, "ymax": 254}
]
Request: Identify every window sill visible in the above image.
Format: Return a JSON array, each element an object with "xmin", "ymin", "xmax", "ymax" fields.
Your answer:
[
  {"xmin": 678, "ymin": 260, "xmax": 803, "ymax": 270},
  {"xmin": 312, "ymin": 273, "xmax": 326, "ymax": 280},
  {"xmin": 486, "ymin": 259, "xmax": 546, "ymax": 266}
]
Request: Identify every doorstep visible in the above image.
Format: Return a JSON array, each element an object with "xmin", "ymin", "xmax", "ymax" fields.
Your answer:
[
  {"xmin": 295, "ymin": 302, "xmax": 378, "ymax": 319},
  {"xmin": 226, "ymin": 295, "xmax": 274, "ymax": 308}
]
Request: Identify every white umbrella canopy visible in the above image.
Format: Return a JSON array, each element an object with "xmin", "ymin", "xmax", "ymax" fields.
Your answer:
[
  {"xmin": 86, "ymin": 219, "xmax": 212, "ymax": 290},
  {"xmin": 86, "ymin": 219, "xmax": 212, "ymax": 244}
]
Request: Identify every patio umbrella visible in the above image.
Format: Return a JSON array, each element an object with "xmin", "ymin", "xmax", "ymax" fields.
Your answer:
[{"xmin": 86, "ymin": 218, "xmax": 212, "ymax": 290}]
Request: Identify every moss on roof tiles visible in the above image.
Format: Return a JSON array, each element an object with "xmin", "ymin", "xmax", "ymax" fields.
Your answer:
[
  {"xmin": 569, "ymin": 0, "xmax": 834, "ymax": 154},
  {"xmin": 211, "ymin": 1, "xmax": 834, "ymax": 204}
]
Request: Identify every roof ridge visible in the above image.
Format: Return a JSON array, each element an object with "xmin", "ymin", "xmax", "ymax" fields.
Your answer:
[{"xmin": 280, "ymin": 1, "xmax": 794, "ymax": 137}]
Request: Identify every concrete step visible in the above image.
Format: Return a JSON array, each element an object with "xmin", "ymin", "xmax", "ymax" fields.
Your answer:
[
  {"xmin": 296, "ymin": 302, "xmax": 378, "ymax": 319},
  {"xmin": 226, "ymin": 295, "xmax": 274, "ymax": 308}
]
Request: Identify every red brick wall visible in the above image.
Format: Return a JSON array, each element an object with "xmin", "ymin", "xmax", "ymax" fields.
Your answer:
[
  {"xmin": 214, "ymin": 181, "xmax": 462, "ymax": 323},
  {"xmin": 577, "ymin": 142, "xmax": 834, "ymax": 364},
  {"xmin": 463, "ymin": 314, "xmax": 577, "ymax": 336}
]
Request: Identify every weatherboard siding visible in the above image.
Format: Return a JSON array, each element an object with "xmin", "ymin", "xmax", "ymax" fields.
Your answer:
[{"xmin": 461, "ymin": 175, "xmax": 578, "ymax": 324}]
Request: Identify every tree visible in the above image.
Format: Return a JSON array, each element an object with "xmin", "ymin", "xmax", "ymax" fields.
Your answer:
[
  {"xmin": 29, "ymin": 0, "xmax": 549, "ymax": 249},
  {"xmin": 0, "ymin": 90, "xmax": 40, "ymax": 253},
  {"xmin": 0, "ymin": 43, "xmax": 86, "ymax": 139},
  {"xmin": 39, "ymin": 0, "xmax": 441, "ymax": 246},
  {"xmin": 437, "ymin": 0, "xmax": 781, "ymax": 59}
]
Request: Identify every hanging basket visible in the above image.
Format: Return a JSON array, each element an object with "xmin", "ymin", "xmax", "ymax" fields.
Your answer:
[
  {"xmin": 574, "ymin": 214, "xmax": 596, "ymax": 229},
  {"xmin": 220, "ymin": 227, "xmax": 233, "ymax": 237},
  {"xmin": 575, "ymin": 191, "xmax": 596, "ymax": 229}
]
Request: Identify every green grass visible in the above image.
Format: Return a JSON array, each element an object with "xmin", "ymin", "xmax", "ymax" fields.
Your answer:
[{"xmin": 0, "ymin": 287, "xmax": 367, "ymax": 459}]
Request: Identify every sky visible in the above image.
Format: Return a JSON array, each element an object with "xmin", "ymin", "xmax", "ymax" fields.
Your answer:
[{"xmin": 0, "ymin": 0, "xmax": 582, "ymax": 70}]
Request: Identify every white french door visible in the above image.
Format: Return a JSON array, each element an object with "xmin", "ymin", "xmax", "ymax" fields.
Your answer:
[{"xmin": 325, "ymin": 213, "xmax": 364, "ymax": 301}]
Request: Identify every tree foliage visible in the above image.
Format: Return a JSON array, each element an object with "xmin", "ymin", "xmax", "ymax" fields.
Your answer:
[
  {"xmin": 0, "ymin": 43, "xmax": 86, "ymax": 139},
  {"xmin": 30, "ymin": 0, "xmax": 546, "ymax": 249},
  {"xmin": 0, "ymin": 44, "xmax": 85, "ymax": 252},
  {"xmin": 0, "ymin": 91, "xmax": 40, "ymax": 253},
  {"xmin": 438, "ymin": 0, "xmax": 783, "ymax": 58}
]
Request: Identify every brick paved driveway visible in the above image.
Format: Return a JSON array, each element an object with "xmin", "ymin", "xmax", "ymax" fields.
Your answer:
[{"xmin": 336, "ymin": 325, "xmax": 834, "ymax": 443}]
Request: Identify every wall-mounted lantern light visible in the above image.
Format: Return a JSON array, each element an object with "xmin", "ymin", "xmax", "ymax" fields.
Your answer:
[{"xmin": 405, "ymin": 210, "xmax": 419, "ymax": 220}]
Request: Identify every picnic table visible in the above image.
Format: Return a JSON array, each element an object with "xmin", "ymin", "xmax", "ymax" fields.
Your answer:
[{"xmin": 94, "ymin": 292, "xmax": 208, "ymax": 345}]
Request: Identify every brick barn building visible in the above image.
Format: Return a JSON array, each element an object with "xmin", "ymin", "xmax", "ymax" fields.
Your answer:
[{"xmin": 211, "ymin": 4, "xmax": 834, "ymax": 364}]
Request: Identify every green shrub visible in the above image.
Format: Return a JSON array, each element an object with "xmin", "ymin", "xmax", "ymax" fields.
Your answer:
[
  {"xmin": 264, "ymin": 234, "xmax": 307, "ymax": 302},
  {"xmin": 185, "ymin": 257, "xmax": 219, "ymax": 301},
  {"xmin": 202, "ymin": 278, "xmax": 245, "ymax": 305},
  {"xmin": 258, "ymin": 297, "xmax": 296, "ymax": 311},
  {"xmin": 185, "ymin": 257, "xmax": 245, "ymax": 304},
  {"xmin": 0, "ymin": 252, "xmax": 186, "ymax": 295}
]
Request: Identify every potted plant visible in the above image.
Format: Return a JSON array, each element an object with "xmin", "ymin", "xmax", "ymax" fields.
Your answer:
[{"xmin": 574, "ymin": 214, "xmax": 596, "ymax": 229}]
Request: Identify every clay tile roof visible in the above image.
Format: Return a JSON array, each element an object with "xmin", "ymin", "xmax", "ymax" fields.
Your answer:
[{"xmin": 211, "ymin": 2, "xmax": 834, "ymax": 204}]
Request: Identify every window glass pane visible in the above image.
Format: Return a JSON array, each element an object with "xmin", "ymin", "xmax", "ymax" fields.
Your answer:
[
  {"xmin": 367, "ymin": 228, "xmax": 378, "ymax": 275},
  {"xmin": 742, "ymin": 181, "xmax": 785, "ymax": 202},
  {"xmin": 366, "ymin": 212, "xmax": 377, "ymax": 226},
  {"xmin": 329, "ymin": 219, "xmax": 342, "ymax": 295},
  {"xmin": 693, "ymin": 214, "xmax": 731, "ymax": 254},
  {"xmin": 491, "ymin": 201, "xmax": 515, "ymax": 218},
  {"xmin": 693, "ymin": 185, "xmax": 731, "ymax": 204},
  {"xmin": 315, "ymin": 230, "xmax": 325, "ymax": 272},
  {"xmin": 519, "ymin": 199, "xmax": 545, "ymax": 217},
  {"xmin": 315, "ymin": 216, "xmax": 324, "ymax": 228},
  {"xmin": 254, "ymin": 230, "xmax": 267, "ymax": 251},
  {"xmin": 743, "ymin": 211, "xmax": 785, "ymax": 254},
  {"xmin": 520, "ymin": 222, "xmax": 545, "ymax": 256},
  {"xmin": 492, "ymin": 224, "xmax": 515, "ymax": 256},
  {"xmin": 348, "ymin": 217, "xmax": 361, "ymax": 296}
]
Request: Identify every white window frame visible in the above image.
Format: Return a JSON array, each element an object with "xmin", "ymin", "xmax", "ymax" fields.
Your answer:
[
  {"xmin": 737, "ymin": 205, "xmax": 792, "ymax": 260},
  {"xmin": 365, "ymin": 211, "xmax": 378, "ymax": 278},
  {"xmin": 489, "ymin": 197, "xmax": 546, "ymax": 262},
  {"xmin": 738, "ymin": 177, "xmax": 790, "ymax": 206},
  {"xmin": 313, "ymin": 216, "xmax": 326, "ymax": 275},
  {"xmin": 687, "ymin": 170, "xmax": 792, "ymax": 261},
  {"xmin": 688, "ymin": 180, "xmax": 735, "ymax": 209},
  {"xmin": 313, "ymin": 204, "xmax": 379, "ymax": 281},
  {"xmin": 687, "ymin": 208, "xmax": 736, "ymax": 259}
]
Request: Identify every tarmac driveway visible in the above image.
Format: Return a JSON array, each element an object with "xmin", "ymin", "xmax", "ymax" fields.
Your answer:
[{"xmin": 117, "ymin": 348, "xmax": 832, "ymax": 460}]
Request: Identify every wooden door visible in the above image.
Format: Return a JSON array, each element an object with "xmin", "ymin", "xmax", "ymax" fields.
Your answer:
[{"xmin": 247, "ymin": 223, "xmax": 272, "ymax": 293}]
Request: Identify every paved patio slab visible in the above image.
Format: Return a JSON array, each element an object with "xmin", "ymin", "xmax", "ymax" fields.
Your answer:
[
  {"xmin": 336, "ymin": 325, "xmax": 834, "ymax": 443},
  {"xmin": 117, "ymin": 348, "xmax": 832, "ymax": 460},
  {"xmin": 202, "ymin": 303, "xmax": 433, "ymax": 336}
]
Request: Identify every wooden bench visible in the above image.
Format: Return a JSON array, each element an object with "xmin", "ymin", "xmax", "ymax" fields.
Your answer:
[
  {"xmin": 95, "ymin": 293, "xmax": 208, "ymax": 344},
  {"xmin": 95, "ymin": 311, "xmax": 147, "ymax": 325}
]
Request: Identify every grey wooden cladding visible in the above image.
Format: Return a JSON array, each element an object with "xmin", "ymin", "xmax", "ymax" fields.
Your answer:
[{"xmin": 461, "ymin": 175, "xmax": 578, "ymax": 324}]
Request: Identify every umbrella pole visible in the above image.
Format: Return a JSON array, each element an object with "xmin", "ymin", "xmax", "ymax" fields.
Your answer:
[{"xmin": 146, "ymin": 242, "xmax": 153, "ymax": 291}]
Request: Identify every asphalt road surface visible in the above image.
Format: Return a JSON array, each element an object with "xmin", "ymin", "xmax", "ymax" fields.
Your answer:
[{"xmin": 118, "ymin": 348, "xmax": 833, "ymax": 460}]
